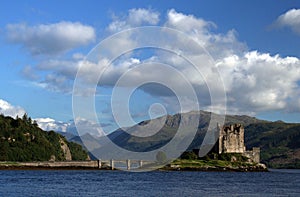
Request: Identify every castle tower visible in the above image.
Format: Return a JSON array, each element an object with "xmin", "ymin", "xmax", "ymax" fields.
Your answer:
[
  {"xmin": 212, "ymin": 123, "xmax": 260, "ymax": 163},
  {"xmin": 216, "ymin": 124, "xmax": 246, "ymax": 154}
]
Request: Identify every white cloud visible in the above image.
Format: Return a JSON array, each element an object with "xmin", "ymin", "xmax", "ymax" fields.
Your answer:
[
  {"xmin": 35, "ymin": 117, "xmax": 104, "ymax": 137},
  {"xmin": 108, "ymin": 8, "xmax": 159, "ymax": 32},
  {"xmin": 166, "ymin": 9, "xmax": 214, "ymax": 34},
  {"xmin": 275, "ymin": 8, "xmax": 300, "ymax": 35},
  {"xmin": 43, "ymin": 74, "xmax": 72, "ymax": 93},
  {"xmin": 217, "ymin": 51, "xmax": 300, "ymax": 112},
  {"xmin": 165, "ymin": 9, "xmax": 246, "ymax": 58},
  {"xmin": 6, "ymin": 21, "xmax": 95, "ymax": 55},
  {"xmin": 35, "ymin": 117, "xmax": 70, "ymax": 132},
  {"xmin": 72, "ymin": 118, "xmax": 104, "ymax": 137},
  {"xmin": 23, "ymin": 58, "xmax": 81, "ymax": 93},
  {"xmin": 0, "ymin": 99, "xmax": 26, "ymax": 118},
  {"xmin": 128, "ymin": 8, "xmax": 160, "ymax": 26}
]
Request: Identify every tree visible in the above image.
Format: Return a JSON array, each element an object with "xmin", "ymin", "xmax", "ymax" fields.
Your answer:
[
  {"xmin": 180, "ymin": 151, "xmax": 198, "ymax": 160},
  {"xmin": 32, "ymin": 120, "xmax": 38, "ymax": 127},
  {"xmin": 0, "ymin": 141, "xmax": 9, "ymax": 161},
  {"xmin": 22, "ymin": 113, "xmax": 28, "ymax": 122},
  {"xmin": 22, "ymin": 113, "xmax": 32, "ymax": 124}
]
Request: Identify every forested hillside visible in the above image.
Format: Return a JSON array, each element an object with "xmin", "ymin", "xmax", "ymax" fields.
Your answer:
[
  {"xmin": 245, "ymin": 122, "xmax": 300, "ymax": 168},
  {"xmin": 0, "ymin": 114, "xmax": 88, "ymax": 161}
]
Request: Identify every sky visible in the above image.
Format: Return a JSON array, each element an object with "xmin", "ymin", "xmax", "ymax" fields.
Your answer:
[{"xmin": 0, "ymin": 0, "xmax": 300, "ymax": 135}]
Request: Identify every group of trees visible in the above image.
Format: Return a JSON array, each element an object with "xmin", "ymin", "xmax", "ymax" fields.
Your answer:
[{"xmin": 0, "ymin": 113, "xmax": 88, "ymax": 161}]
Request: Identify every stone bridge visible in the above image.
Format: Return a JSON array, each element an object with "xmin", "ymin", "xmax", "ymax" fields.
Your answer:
[{"xmin": 16, "ymin": 159, "xmax": 155, "ymax": 170}]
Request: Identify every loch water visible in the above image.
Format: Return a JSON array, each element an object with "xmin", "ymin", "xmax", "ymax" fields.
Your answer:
[{"xmin": 0, "ymin": 169, "xmax": 299, "ymax": 196}]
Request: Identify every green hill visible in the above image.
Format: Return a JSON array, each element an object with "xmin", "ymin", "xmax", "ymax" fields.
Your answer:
[
  {"xmin": 0, "ymin": 114, "xmax": 88, "ymax": 162},
  {"xmin": 245, "ymin": 122, "xmax": 300, "ymax": 168}
]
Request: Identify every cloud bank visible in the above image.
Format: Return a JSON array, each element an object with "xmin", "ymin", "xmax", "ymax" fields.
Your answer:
[
  {"xmin": 10, "ymin": 8, "xmax": 300, "ymax": 118},
  {"xmin": 6, "ymin": 21, "xmax": 95, "ymax": 55}
]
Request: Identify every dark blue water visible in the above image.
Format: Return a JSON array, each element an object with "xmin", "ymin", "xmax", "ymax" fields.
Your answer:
[{"xmin": 0, "ymin": 169, "xmax": 299, "ymax": 196}]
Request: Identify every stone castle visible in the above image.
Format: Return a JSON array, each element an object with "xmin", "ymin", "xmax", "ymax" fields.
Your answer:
[{"xmin": 213, "ymin": 124, "xmax": 260, "ymax": 163}]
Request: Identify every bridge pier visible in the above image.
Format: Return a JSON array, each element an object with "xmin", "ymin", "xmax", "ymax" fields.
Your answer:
[
  {"xmin": 105, "ymin": 159, "xmax": 146, "ymax": 170},
  {"xmin": 110, "ymin": 159, "xmax": 114, "ymax": 170},
  {"xmin": 126, "ymin": 159, "xmax": 131, "ymax": 170},
  {"xmin": 97, "ymin": 160, "xmax": 101, "ymax": 168},
  {"xmin": 139, "ymin": 160, "xmax": 143, "ymax": 168}
]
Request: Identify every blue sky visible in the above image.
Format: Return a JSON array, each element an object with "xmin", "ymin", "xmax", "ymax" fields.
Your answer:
[{"xmin": 1, "ymin": 0, "xmax": 300, "ymax": 134}]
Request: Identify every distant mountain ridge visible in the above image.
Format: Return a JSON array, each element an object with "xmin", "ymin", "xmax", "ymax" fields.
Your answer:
[
  {"xmin": 63, "ymin": 110, "xmax": 300, "ymax": 168},
  {"xmin": 105, "ymin": 111, "xmax": 266, "ymax": 152}
]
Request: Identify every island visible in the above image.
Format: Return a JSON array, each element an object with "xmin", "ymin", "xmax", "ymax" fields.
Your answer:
[{"xmin": 154, "ymin": 124, "xmax": 267, "ymax": 172}]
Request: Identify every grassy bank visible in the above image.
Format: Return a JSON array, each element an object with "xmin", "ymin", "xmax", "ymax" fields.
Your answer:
[{"xmin": 163, "ymin": 159, "xmax": 268, "ymax": 172}]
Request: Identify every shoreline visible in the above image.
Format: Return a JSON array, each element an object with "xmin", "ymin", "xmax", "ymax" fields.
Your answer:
[{"xmin": 0, "ymin": 161, "xmax": 268, "ymax": 172}]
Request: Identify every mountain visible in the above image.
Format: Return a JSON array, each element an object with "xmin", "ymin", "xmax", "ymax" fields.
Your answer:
[
  {"xmin": 57, "ymin": 131, "xmax": 76, "ymax": 141},
  {"xmin": 92, "ymin": 110, "xmax": 299, "ymax": 168},
  {"xmin": 105, "ymin": 111, "xmax": 265, "ymax": 152},
  {"xmin": 0, "ymin": 114, "xmax": 88, "ymax": 162}
]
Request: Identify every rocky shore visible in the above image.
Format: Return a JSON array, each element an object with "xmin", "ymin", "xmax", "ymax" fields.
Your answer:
[
  {"xmin": 161, "ymin": 159, "xmax": 268, "ymax": 172},
  {"xmin": 163, "ymin": 163, "xmax": 268, "ymax": 172}
]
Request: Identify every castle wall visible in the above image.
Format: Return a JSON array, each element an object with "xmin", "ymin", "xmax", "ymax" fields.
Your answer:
[{"xmin": 243, "ymin": 147, "xmax": 260, "ymax": 163}]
